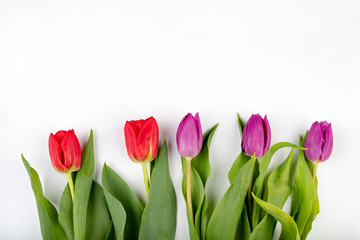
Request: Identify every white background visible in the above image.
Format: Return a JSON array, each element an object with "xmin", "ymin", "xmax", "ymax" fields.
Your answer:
[{"xmin": 1, "ymin": 0, "xmax": 359, "ymax": 239}]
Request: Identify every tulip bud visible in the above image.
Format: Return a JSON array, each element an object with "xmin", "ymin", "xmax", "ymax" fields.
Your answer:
[
  {"xmin": 176, "ymin": 113, "xmax": 203, "ymax": 160},
  {"xmin": 242, "ymin": 114, "xmax": 271, "ymax": 157},
  {"xmin": 304, "ymin": 121, "xmax": 333, "ymax": 162},
  {"xmin": 49, "ymin": 129, "xmax": 81, "ymax": 173},
  {"xmin": 124, "ymin": 116, "xmax": 159, "ymax": 163}
]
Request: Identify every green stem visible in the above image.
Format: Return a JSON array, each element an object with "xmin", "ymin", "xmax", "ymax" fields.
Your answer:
[
  {"xmin": 312, "ymin": 162, "xmax": 318, "ymax": 183},
  {"xmin": 142, "ymin": 162, "xmax": 150, "ymax": 199},
  {"xmin": 66, "ymin": 172, "xmax": 75, "ymax": 202},
  {"xmin": 186, "ymin": 159, "xmax": 194, "ymax": 222},
  {"xmin": 247, "ymin": 154, "xmax": 256, "ymax": 229}
]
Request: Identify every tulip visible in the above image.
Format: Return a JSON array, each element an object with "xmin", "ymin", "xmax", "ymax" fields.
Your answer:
[
  {"xmin": 49, "ymin": 129, "xmax": 81, "ymax": 201},
  {"xmin": 176, "ymin": 113, "xmax": 203, "ymax": 160},
  {"xmin": 304, "ymin": 121, "xmax": 333, "ymax": 183},
  {"xmin": 124, "ymin": 116, "xmax": 159, "ymax": 198},
  {"xmin": 242, "ymin": 114, "xmax": 271, "ymax": 157},
  {"xmin": 176, "ymin": 112, "xmax": 203, "ymax": 222},
  {"xmin": 124, "ymin": 116, "xmax": 159, "ymax": 163},
  {"xmin": 242, "ymin": 114, "xmax": 271, "ymax": 214},
  {"xmin": 304, "ymin": 121, "xmax": 333, "ymax": 162},
  {"xmin": 49, "ymin": 129, "xmax": 81, "ymax": 173}
]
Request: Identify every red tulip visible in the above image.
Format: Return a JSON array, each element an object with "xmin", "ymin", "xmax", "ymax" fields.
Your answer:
[
  {"xmin": 124, "ymin": 117, "xmax": 159, "ymax": 163},
  {"xmin": 49, "ymin": 129, "xmax": 81, "ymax": 173}
]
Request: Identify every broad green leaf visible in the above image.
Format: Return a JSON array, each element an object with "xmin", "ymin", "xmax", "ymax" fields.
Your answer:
[
  {"xmin": 237, "ymin": 113, "xmax": 246, "ymax": 137},
  {"xmin": 228, "ymin": 114, "xmax": 250, "ymax": 184},
  {"xmin": 102, "ymin": 163, "xmax": 144, "ymax": 240},
  {"xmin": 301, "ymin": 162, "xmax": 320, "ymax": 239},
  {"xmin": 252, "ymin": 194, "xmax": 300, "ymax": 240},
  {"xmin": 102, "ymin": 188, "xmax": 126, "ymax": 240},
  {"xmin": 181, "ymin": 157, "xmax": 205, "ymax": 240},
  {"xmin": 301, "ymin": 181, "xmax": 319, "ymax": 239},
  {"xmin": 74, "ymin": 130, "xmax": 95, "ymax": 240},
  {"xmin": 22, "ymin": 155, "xmax": 66, "ymax": 240},
  {"xmin": 181, "ymin": 125, "xmax": 218, "ymax": 240},
  {"xmin": 206, "ymin": 156, "xmax": 256, "ymax": 240},
  {"xmin": 228, "ymin": 152, "xmax": 251, "ymax": 184},
  {"xmin": 250, "ymin": 149, "xmax": 294, "ymax": 240},
  {"xmin": 290, "ymin": 135, "xmax": 316, "ymax": 237},
  {"xmin": 139, "ymin": 141, "xmax": 177, "ymax": 240},
  {"xmin": 191, "ymin": 124, "xmax": 218, "ymax": 186},
  {"xmin": 59, "ymin": 184, "xmax": 74, "ymax": 240},
  {"xmin": 236, "ymin": 207, "xmax": 251, "ymax": 240},
  {"xmin": 85, "ymin": 181, "xmax": 112, "ymax": 240},
  {"xmin": 251, "ymin": 142, "xmax": 305, "ymax": 228},
  {"xmin": 200, "ymin": 195, "xmax": 209, "ymax": 240}
]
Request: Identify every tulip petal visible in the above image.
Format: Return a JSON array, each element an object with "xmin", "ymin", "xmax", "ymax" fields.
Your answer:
[
  {"xmin": 179, "ymin": 113, "xmax": 191, "ymax": 129},
  {"xmin": 61, "ymin": 130, "xmax": 81, "ymax": 170},
  {"xmin": 49, "ymin": 133, "xmax": 66, "ymax": 172},
  {"xmin": 304, "ymin": 122, "xmax": 323, "ymax": 161},
  {"xmin": 320, "ymin": 121, "xmax": 333, "ymax": 162},
  {"xmin": 263, "ymin": 115, "xmax": 271, "ymax": 154},
  {"xmin": 176, "ymin": 113, "xmax": 192, "ymax": 147},
  {"xmin": 55, "ymin": 130, "xmax": 67, "ymax": 142},
  {"xmin": 195, "ymin": 112, "xmax": 203, "ymax": 153},
  {"xmin": 134, "ymin": 119, "xmax": 145, "ymax": 131},
  {"xmin": 124, "ymin": 121, "xmax": 139, "ymax": 161},
  {"xmin": 136, "ymin": 117, "xmax": 159, "ymax": 161},
  {"xmin": 176, "ymin": 113, "xmax": 190, "ymax": 150}
]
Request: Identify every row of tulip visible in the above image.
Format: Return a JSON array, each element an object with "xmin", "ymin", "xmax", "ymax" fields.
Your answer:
[{"xmin": 23, "ymin": 113, "xmax": 332, "ymax": 240}]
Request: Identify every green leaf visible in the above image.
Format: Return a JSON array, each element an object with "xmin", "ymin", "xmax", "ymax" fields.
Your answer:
[
  {"xmin": 191, "ymin": 124, "xmax": 218, "ymax": 186},
  {"xmin": 85, "ymin": 181, "xmax": 113, "ymax": 240},
  {"xmin": 228, "ymin": 114, "xmax": 251, "ymax": 184},
  {"xmin": 139, "ymin": 141, "xmax": 177, "ymax": 240},
  {"xmin": 301, "ymin": 160, "xmax": 320, "ymax": 239},
  {"xmin": 102, "ymin": 188, "xmax": 126, "ymax": 240},
  {"xmin": 290, "ymin": 135, "xmax": 317, "ymax": 237},
  {"xmin": 301, "ymin": 180, "xmax": 319, "ymax": 239},
  {"xmin": 251, "ymin": 142, "xmax": 305, "ymax": 228},
  {"xmin": 228, "ymin": 152, "xmax": 251, "ymax": 185},
  {"xmin": 252, "ymin": 194, "xmax": 300, "ymax": 240},
  {"xmin": 22, "ymin": 155, "xmax": 66, "ymax": 240},
  {"xmin": 236, "ymin": 207, "xmax": 251, "ymax": 240},
  {"xmin": 181, "ymin": 125, "xmax": 218, "ymax": 240},
  {"xmin": 74, "ymin": 130, "xmax": 95, "ymax": 240},
  {"xmin": 181, "ymin": 157, "xmax": 205, "ymax": 240},
  {"xmin": 200, "ymin": 195, "xmax": 209, "ymax": 240},
  {"xmin": 59, "ymin": 184, "xmax": 74, "ymax": 240},
  {"xmin": 237, "ymin": 113, "xmax": 246, "ymax": 137},
  {"xmin": 102, "ymin": 163, "xmax": 144, "ymax": 240},
  {"xmin": 206, "ymin": 156, "xmax": 256, "ymax": 240},
  {"xmin": 250, "ymin": 149, "xmax": 295, "ymax": 240}
]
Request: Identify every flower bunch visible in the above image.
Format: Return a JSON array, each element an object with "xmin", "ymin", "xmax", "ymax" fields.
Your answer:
[{"xmin": 22, "ymin": 113, "xmax": 333, "ymax": 240}]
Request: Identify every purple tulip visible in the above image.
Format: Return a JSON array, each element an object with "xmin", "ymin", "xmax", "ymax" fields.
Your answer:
[
  {"xmin": 304, "ymin": 121, "xmax": 333, "ymax": 162},
  {"xmin": 242, "ymin": 114, "xmax": 271, "ymax": 157},
  {"xmin": 176, "ymin": 113, "xmax": 203, "ymax": 159}
]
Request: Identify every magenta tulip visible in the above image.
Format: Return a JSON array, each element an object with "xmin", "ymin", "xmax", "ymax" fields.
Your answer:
[
  {"xmin": 176, "ymin": 113, "xmax": 203, "ymax": 159},
  {"xmin": 304, "ymin": 121, "xmax": 333, "ymax": 162},
  {"xmin": 242, "ymin": 114, "xmax": 271, "ymax": 157}
]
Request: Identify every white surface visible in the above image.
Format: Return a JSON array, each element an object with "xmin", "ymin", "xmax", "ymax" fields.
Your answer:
[{"xmin": 1, "ymin": 0, "xmax": 359, "ymax": 239}]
